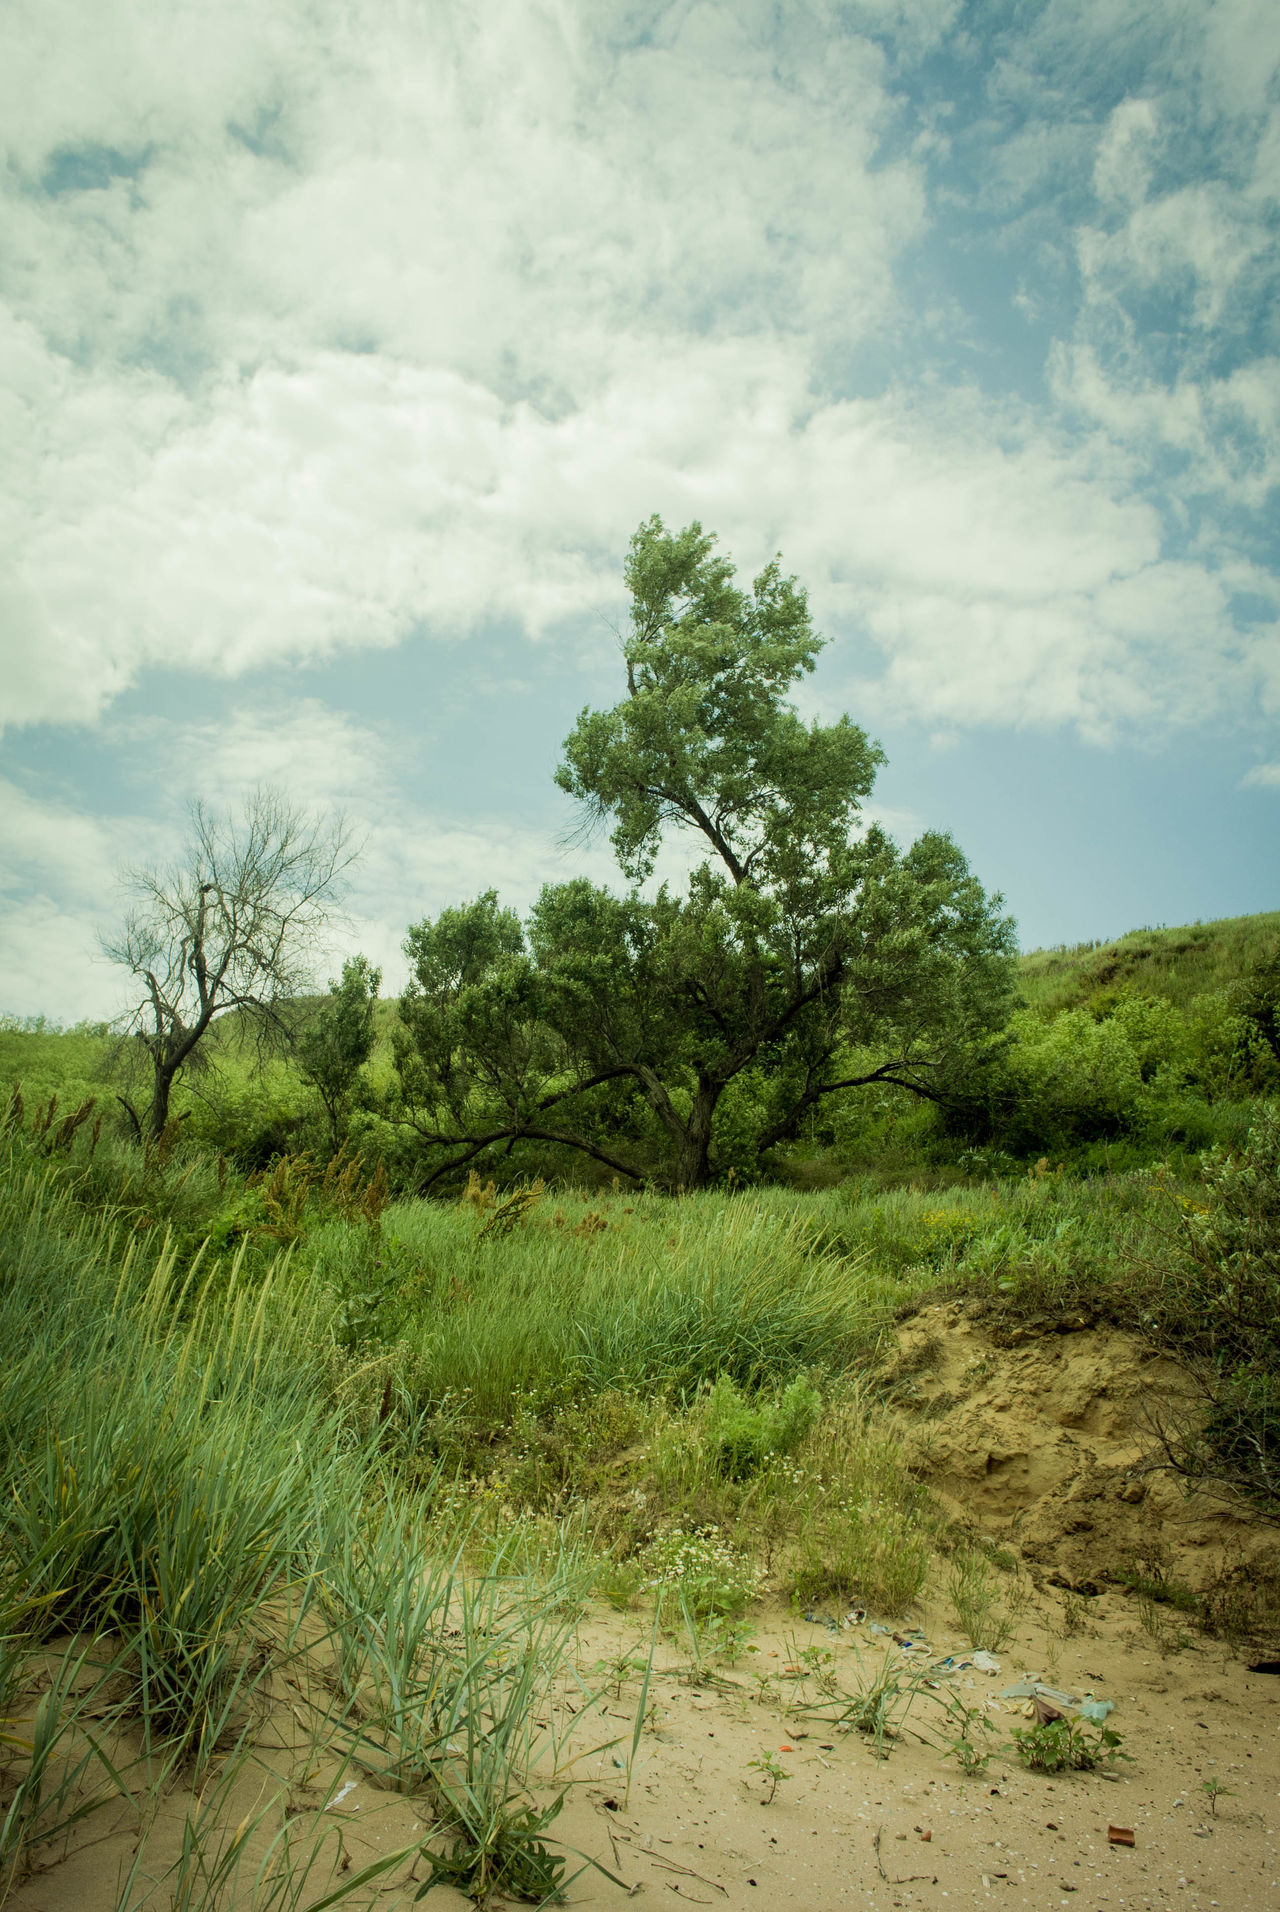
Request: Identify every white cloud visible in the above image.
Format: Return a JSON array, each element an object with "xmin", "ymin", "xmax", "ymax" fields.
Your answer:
[
  {"xmin": 0, "ymin": 1, "xmax": 932, "ymax": 728},
  {"xmin": 1242, "ymin": 762, "xmax": 1280, "ymax": 790},
  {"xmin": 0, "ymin": 0, "xmax": 1275, "ymax": 758},
  {"xmin": 6, "ymin": 306, "xmax": 1273, "ymax": 745},
  {"xmin": 0, "ymin": 775, "xmax": 169, "ymax": 1019}
]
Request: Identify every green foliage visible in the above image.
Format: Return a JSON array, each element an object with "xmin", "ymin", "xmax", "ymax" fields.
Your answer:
[
  {"xmin": 0, "ymin": 1143, "xmax": 611, "ymax": 1902},
  {"xmin": 394, "ymin": 516, "xmax": 1015, "ymax": 1191},
  {"xmin": 1017, "ymin": 913, "xmax": 1280, "ymax": 1021},
  {"xmin": 422, "ymin": 1794, "xmax": 570, "ymax": 1904},
  {"xmin": 557, "ymin": 515, "xmax": 879, "ymax": 886},
  {"xmin": 297, "ymin": 954, "xmax": 381, "ymax": 1149},
  {"xmin": 638, "ymin": 1527, "xmax": 764, "ymax": 1621},
  {"xmin": 1158, "ymin": 1101, "xmax": 1280, "ymax": 1363},
  {"xmin": 747, "ymin": 1750, "xmax": 790, "ymax": 1802},
  {"xmin": 939, "ymin": 1695, "xmax": 999, "ymax": 1777},
  {"xmin": 803, "ymin": 1647, "xmax": 933, "ymax": 1760},
  {"xmin": 947, "ymin": 1544, "xmax": 1023, "ymax": 1652},
  {"xmin": 698, "ymin": 1374, "xmax": 822, "ymax": 1478},
  {"xmin": 1007, "ymin": 1717, "xmax": 1131, "ymax": 1775}
]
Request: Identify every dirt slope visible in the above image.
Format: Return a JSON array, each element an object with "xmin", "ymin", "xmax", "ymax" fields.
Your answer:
[{"xmin": 883, "ymin": 1301, "xmax": 1280, "ymax": 1596}]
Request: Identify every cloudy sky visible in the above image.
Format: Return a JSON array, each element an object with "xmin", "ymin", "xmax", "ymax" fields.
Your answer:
[{"xmin": 2, "ymin": 0, "xmax": 1277, "ymax": 1019}]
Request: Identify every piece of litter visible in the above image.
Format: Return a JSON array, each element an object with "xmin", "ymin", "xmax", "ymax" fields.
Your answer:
[
  {"xmin": 997, "ymin": 1679, "xmax": 1113, "ymax": 1724},
  {"xmin": 972, "ymin": 1651, "xmax": 1001, "ymax": 1675},
  {"xmin": 325, "ymin": 1781, "xmax": 358, "ymax": 1810},
  {"xmin": 1107, "ymin": 1825, "xmax": 1135, "ymax": 1847},
  {"xmin": 999, "ymin": 1681, "xmax": 1078, "ymax": 1706}
]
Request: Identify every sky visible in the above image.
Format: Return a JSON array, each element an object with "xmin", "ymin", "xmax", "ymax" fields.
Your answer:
[{"xmin": 1, "ymin": 0, "xmax": 1277, "ymax": 1020}]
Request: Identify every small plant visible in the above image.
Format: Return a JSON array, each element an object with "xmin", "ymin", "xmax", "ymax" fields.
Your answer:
[
  {"xmin": 0, "ymin": 1636, "xmax": 135, "ymax": 1891},
  {"xmin": 1117, "ymin": 1563, "xmax": 1200, "ymax": 1614},
  {"xmin": 948, "ymin": 1545, "xmax": 1021, "ymax": 1652},
  {"xmin": 709, "ymin": 1615, "xmax": 756, "ymax": 1665},
  {"xmin": 803, "ymin": 1648, "xmax": 930, "ymax": 1761},
  {"xmin": 476, "ymin": 1182, "xmax": 545, "ymax": 1241},
  {"xmin": 1137, "ymin": 1592, "xmax": 1193, "ymax": 1653},
  {"xmin": 640, "ymin": 1526, "xmax": 764, "ymax": 1621},
  {"xmin": 944, "ymin": 1733, "xmax": 995, "ymax": 1779},
  {"xmin": 1008, "ymin": 1716, "xmax": 1132, "ymax": 1775},
  {"xmin": 421, "ymin": 1793, "xmax": 570, "ymax": 1904},
  {"xmin": 701, "ymin": 1374, "xmax": 821, "ymax": 1479},
  {"xmin": 1059, "ymin": 1592, "xmax": 1089, "ymax": 1638},
  {"xmin": 797, "ymin": 1642, "xmax": 839, "ymax": 1695},
  {"xmin": 939, "ymin": 1693, "xmax": 999, "ymax": 1778},
  {"xmin": 747, "ymin": 1751, "xmax": 790, "ymax": 1804},
  {"xmin": 1199, "ymin": 1777, "xmax": 1235, "ymax": 1816},
  {"xmin": 593, "ymin": 1649, "xmax": 648, "ymax": 1698}
]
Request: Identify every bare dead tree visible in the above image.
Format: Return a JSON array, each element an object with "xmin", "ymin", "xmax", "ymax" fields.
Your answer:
[{"xmin": 102, "ymin": 788, "xmax": 355, "ymax": 1142}]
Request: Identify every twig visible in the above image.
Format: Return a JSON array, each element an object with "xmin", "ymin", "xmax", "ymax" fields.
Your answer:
[
  {"xmin": 873, "ymin": 1826, "xmax": 937, "ymax": 1886},
  {"xmin": 649, "ymin": 1855, "xmax": 728, "ymax": 1894}
]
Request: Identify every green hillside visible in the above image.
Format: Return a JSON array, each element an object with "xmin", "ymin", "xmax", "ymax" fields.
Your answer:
[{"xmin": 1018, "ymin": 909, "xmax": 1280, "ymax": 1017}]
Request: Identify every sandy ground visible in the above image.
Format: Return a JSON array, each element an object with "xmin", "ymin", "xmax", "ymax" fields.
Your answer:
[
  {"xmin": 10, "ymin": 1590, "xmax": 1277, "ymax": 1911},
  {"xmin": 7, "ymin": 1308, "xmax": 1280, "ymax": 1910},
  {"xmin": 543, "ymin": 1594, "xmax": 1280, "ymax": 1912}
]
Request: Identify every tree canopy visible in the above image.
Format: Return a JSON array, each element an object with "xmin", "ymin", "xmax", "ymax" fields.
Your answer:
[{"xmin": 395, "ymin": 517, "xmax": 1017, "ymax": 1190}]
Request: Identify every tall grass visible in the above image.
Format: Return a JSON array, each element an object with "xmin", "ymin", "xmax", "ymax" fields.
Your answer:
[
  {"xmin": 380, "ymin": 1189, "xmax": 914, "ymax": 1418},
  {"xmin": 0, "ymin": 1145, "xmax": 603, "ymax": 1903}
]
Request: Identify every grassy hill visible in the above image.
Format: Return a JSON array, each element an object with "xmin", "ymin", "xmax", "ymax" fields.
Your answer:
[{"xmin": 1017, "ymin": 909, "xmax": 1280, "ymax": 1017}]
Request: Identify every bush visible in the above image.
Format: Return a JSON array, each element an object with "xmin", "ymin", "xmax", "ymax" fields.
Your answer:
[
  {"xmin": 1147, "ymin": 1105, "xmax": 1280, "ymax": 1517},
  {"xmin": 699, "ymin": 1374, "xmax": 821, "ymax": 1478}
]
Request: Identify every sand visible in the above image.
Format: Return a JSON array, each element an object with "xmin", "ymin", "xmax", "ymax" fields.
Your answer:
[{"xmin": 6, "ymin": 1304, "xmax": 1280, "ymax": 1910}]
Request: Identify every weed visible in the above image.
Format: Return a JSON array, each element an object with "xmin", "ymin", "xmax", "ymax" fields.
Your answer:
[
  {"xmin": 1116, "ymin": 1564, "xmax": 1200, "ymax": 1613},
  {"xmin": 1, "ymin": 1635, "xmax": 137, "ymax": 1892},
  {"xmin": 939, "ymin": 1693, "xmax": 999, "ymax": 1778},
  {"xmin": 1008, "ymin": 1717, "xmax": 1132, "ymax": 1775},
  {"xmin": 1199, "ymin": 1777, "xmax": 1235, "ymax": 1816},
  {"xmin": 592, "ymin": 1649, "xmax": 649, "ymax": 1699},
  {"xmin": 1058, "ymin": 1593, "xmax": 1090, "ymax": 1638},
  {"xmin": 747, "ymin": 1751, "xmax": 790, "ymax": 1803},
  {"xmin": 797, "ymin": 1644, "xmax": 839, "ymax": 1695},
  {"xmin": 422, "ymin": 1792, "xmax": 570, "ymax": 1904},
  {"xmin": 803, "ymin": 1648, "xmax": 932, "ymax": 1760},
  {"xmin": 1137, "ymin": 1593, "xmax": 1193, "ymax": 1654},
  {"xmin": 640, "ymin": 1527, "xmax": 764, "ymax": 1621},
  {"xmin": 948, "ymin": 1546, "xmax": 1022, "ymax": 1652},
  {"xmin": 750, "ymin": 1671, "xmax": 779, "ymax": 1707},
  {"xmin": 476, "ymin": 1182, "xmax": 545, "ymax": 1242}
]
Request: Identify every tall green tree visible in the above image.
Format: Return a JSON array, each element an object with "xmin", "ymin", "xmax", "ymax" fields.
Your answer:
[
  {"xmin": 298, "ymin": 954, "xmax": 382, "ymax": 1151},
  {"xmin": 395, "ymin": 518, "xmax": 1016, "ymax": 1190}
]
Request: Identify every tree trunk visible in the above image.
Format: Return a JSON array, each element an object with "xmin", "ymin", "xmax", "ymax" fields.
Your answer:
[
  {"xmin": 148, "ymin": 1058, "xmax": 177, "ymax": 1141},
  {"xmin": 673, "ymin": 1079, "xmax": 720, "ymax": 1192}
]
